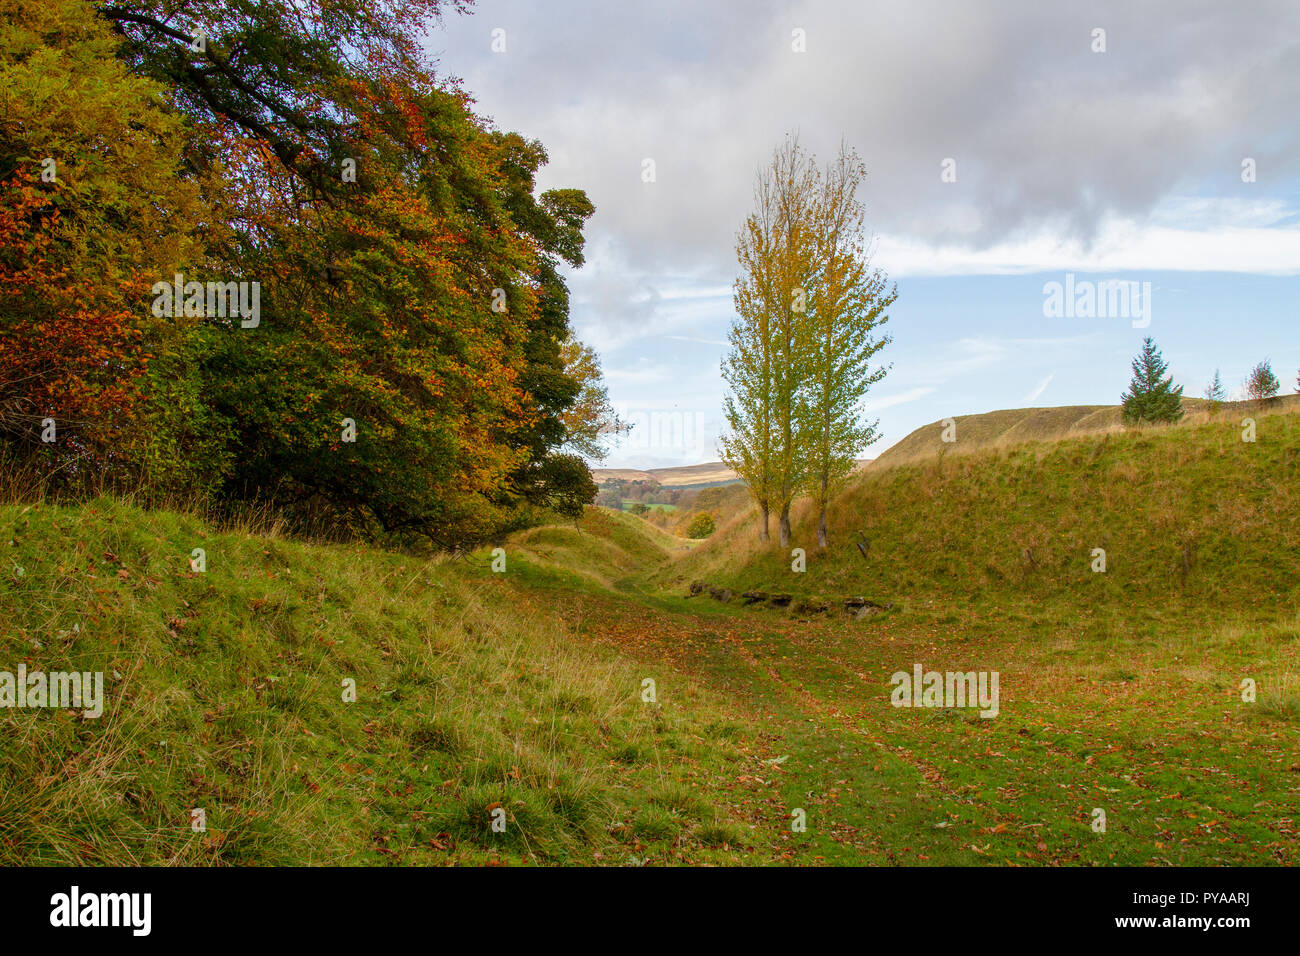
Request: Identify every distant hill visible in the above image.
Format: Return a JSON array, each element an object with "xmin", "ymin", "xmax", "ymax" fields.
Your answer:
[
  {"xmin": 873, "ymin": 394, "xmax": 1300, "ymax": 468},
  {"xmin": 594, "ymin": 458, "xmax": 874, "ymax": 488},
  {"xmin": 593, "ymin": 462, "xmax": 739, "ymax": 487}
]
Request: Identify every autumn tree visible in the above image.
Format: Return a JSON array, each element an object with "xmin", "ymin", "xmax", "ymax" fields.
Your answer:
[
  {"xmin": 92, "ymin": 0, "xmax": 595, "ymax": 544},
  {"xmin": 723, "ymin": 136, "xmax": 894, "ymax": 548},
  {"xmin": 1121, "ymin": 338, "xmax": 1183, "ymax": 425},
  {"xmin": 1244, "ymin": 360, "xmax": 1280, "ymax": 402},
  {"xmin": 801, "ymin": 145, "xmax": 894, "ymax": 548},
  {"xmin": 0, "ymin": 0, "xmax": 210, "ymax": 482},
  {"xmin": 722, "ymin": 137, "xmax": 820, "ymax": 546},
  {"xmin": 558, "ymin": 335, "xmax": 620, "ymax": 461},
  {"xmin": 4, "ymin": 0, "xmax": 600, "ymax": 545}
]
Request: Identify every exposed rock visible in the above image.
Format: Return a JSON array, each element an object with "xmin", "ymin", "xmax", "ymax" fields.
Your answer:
[
  {"xmin": 687, "ymin": 581, "xmax": 705, "ymax": 597},
  {"xmin": 769, "ymin": 593, "xmax": 793, "ymax": 608},
  {"xmin": 741, "ymin": 590, "xmax": 768, "ymax": 605},
  {"xmin": 844, "ymin": 596, "xmax": 889, "ymax": 615},
  {"xmin": 708, "ymin": 586, "xmax": 733, "ymax": 603},
  {"xmin": 853, "ymin": 602, "xmax": 894, "ymax": 620}
]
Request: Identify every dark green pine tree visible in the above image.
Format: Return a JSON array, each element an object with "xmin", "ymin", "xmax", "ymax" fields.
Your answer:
[{"xmin": 1121, "ymin": 337, "xmax": 1184, "ymax": 424}]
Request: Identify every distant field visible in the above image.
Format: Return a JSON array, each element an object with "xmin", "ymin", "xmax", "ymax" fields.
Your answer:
[
  {"xmin": 622, "ymin": 500, "xmax": 677, "ymax": 512},
  {"xmin": 595, "ymin": 459, "xmax": 873, "ymax": 488},
  {"xmin": 594, "ymin": 461, "xmax": 739, "ymax": 487}
]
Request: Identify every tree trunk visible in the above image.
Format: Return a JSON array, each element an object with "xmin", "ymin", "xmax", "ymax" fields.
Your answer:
[
  {"xmin": 816, "ymin": 470, "xmax": 829, "ymax": 548},
  {"xmin": 778, "ymin": 504, "xmax": 791, "ymax": 548},
  {"xmin": 759, "ymin": 502, "xmax": 770, "ymax": 542}
]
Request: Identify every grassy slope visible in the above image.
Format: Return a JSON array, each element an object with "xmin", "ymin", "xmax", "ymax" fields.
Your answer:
[
  {"xmin": 4, "ymin": 404, "xmax": 1298, "ymax": 866},
  {"xmin": 633, "ymin": 403, "xmax": 1300, "ymax": 864},
  {"xmin": 0, "ymin": 502, "xmax": 760, "ymax": 865},
  {"xmin": 668, "ymin": 404, "xmax": 1300, "ymax": 613},
  {"xmin": 873, "ymin": 394, "xmax": 1300, "ymax": 468}
]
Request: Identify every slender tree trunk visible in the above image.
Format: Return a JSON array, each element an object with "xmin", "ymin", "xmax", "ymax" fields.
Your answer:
[
  {"xmin": 759, "ymin": 502, "xmax": 770, "ymax": 542},
  {"xmin": 779, "ymin": 503, "xmax": 791, "ymax": 548},
  {"xmin": 816, "ymin": 470, "xmax": 829, "ymax": 548}
]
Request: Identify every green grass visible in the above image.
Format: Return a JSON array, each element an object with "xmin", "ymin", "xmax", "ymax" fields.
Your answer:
[
  {"xmin": 0, "ymin": 500, "xmax": 754, "ymax": 865},
  {"xmin": 668, "ymin": 404, "xmax": 1300, "ymax": 614},
  {"xmin": 2, "ymin": 402, "xmax": 1298, "ymax": 865},
  {"xmin": 873, "ymin": 394, "xmax": 1300, "ymax": 468}
]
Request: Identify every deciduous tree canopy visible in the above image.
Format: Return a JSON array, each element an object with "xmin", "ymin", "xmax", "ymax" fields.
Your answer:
[{"xmin": 0, "ymin": 0, "xmax": 602, "ymax": 544}]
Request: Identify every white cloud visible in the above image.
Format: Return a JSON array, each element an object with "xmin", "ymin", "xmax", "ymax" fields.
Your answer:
[
  {"xmin": 866, "ymin": 386, "xmax": 937, "ymax": 411},
  {"xmin": 875, "ymin": 215, "xmax": 1300, "ymax": 277},
  {"xmin": 1021, "ymin": 373, "xmax": 1055, "ymax": 404},
  {"xmin": 664, "ymin": 335, "xmax": 729, "ymax": 347},
  {"xmin": 433, "ymin": 0, "xmax": 1300, "ymax": 277}
]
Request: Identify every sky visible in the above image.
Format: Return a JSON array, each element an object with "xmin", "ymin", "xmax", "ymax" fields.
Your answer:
[{"xmin": 425, "ymin": 0, "xmax": 1300, "ymax": 468}]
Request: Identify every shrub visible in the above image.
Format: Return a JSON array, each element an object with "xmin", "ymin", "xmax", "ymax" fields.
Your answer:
[{"xmin": 685, "ymin": 512, "xmax": 716, "ymax": 539}]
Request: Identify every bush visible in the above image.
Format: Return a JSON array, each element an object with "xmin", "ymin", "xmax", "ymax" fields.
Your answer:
[{"xmin": 685, "ymin": 512, "xmax": 716, "ymax": 539}]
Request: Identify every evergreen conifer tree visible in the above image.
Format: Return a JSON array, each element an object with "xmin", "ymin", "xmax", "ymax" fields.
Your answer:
[{"xmin": 1121, "ymin": 338, "xmax": 1183, "ymax": 424}]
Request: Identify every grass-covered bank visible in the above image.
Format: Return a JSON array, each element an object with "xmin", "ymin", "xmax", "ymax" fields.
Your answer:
[
  {"xmin": 0, "ymin": 501, "xmax": 761, "ymax": 865},
  {"xmin": 667, "ymin": 402, "xmax": 1300, "ymax": 617},
  {"xmin": 3, "ymin": 403, "xmax": 1298, "ymax": 865}
]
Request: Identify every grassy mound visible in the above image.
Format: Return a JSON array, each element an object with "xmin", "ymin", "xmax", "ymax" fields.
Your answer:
[
  {"xmin": 0, "ymin": 499, "xmax": 756, "ymax": 865},
  {"xmin": 873, "ymin": 395, "xmax": 1300, "ymax": 468},
  {"xmin": 668, "ymin": 402, "xmax": 1300, "ymax": 618}
]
